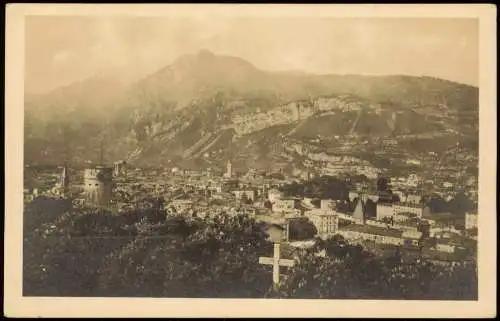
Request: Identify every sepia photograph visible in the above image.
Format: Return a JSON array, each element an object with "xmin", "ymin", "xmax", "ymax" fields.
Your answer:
[{"xmin": 4, "ymin": 3, "xmax": 497, "ymax": 318}]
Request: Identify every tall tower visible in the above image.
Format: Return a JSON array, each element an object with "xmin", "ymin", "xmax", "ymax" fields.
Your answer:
[
  {"xmin": 352, "ymin": 197, "xmax": 366, "ymax": 224},
  {"xmin": 226, "ymin": 160, "xmax": 232, "ymax": 178},
  {"xmin": 59, "ymin": 164, "xmax": 70, "ymax": 197}
]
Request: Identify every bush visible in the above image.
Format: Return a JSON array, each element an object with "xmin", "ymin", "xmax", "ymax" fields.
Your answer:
[{"xmin": 23, "ymin": 206, "xmax": 477, "ymax": 299}]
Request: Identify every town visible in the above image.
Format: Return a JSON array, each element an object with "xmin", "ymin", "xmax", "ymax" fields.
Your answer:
[{"xmin": 24, "ymin": 151, "xmax": 478, "ymax": 268}]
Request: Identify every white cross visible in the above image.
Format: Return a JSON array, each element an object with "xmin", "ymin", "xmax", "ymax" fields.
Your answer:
[{"xmin": 259, "ymin": 243, "xmax": 295, "ymax": 289}]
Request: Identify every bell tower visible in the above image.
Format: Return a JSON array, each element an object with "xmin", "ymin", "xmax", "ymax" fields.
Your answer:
[{"xmin": 226, "ymin": 160, "xmax": 232, "ymax": 178}]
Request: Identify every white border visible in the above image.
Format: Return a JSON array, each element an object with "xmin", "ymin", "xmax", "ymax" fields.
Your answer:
[{"xmin": 4, "ymin": 4, "xmax": 497, "ymax": 318}]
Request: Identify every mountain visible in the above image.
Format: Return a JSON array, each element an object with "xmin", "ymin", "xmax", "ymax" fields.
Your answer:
[{"xmin": 24, "ymin": 50, "xmax": 479, "ymax": 171}]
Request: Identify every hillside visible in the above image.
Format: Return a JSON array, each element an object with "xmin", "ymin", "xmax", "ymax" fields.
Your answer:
[{"xmin": 24, "ymin": 50, "xmax": 479, "ymax": 169}]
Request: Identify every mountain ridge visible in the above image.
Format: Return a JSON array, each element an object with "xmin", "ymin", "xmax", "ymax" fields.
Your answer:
[{"xmin": 24, "ymin": 50, "xmax": 479, "ymax": 170}]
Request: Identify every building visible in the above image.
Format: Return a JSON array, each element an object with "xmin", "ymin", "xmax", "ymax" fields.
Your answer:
[
  {"xmin": 443, "ymin": 182, "xmax": 454, "ymax": 189},
  {"xmin": 83, "ymin": 166, "xmax": 113, "ymax": 206},
  {"xmin": 337, "ymin": 224, "xmax": 404, "ymax": 246},
  {"xmin": 393, "ymin": 202, "xmax": 424, "ymax": 218},
  {"xmin": 407, "ymin": 173, "xmax": 421, "ymax": 187},
  {"xmin": 392, "ymin": 190, "xmax": 407, "ymax": 203},
  {"xmin": 405, "ymin": 194, "xmax": 422, "ymax": 205},
  {"xmin": 272, "ymin": 198, "xmax": 296, "ymax": 214},
  {"xmin": 320, "ymin": 199, "xmax": 336, "ymax": 211},
  {"xmin": 113, "ymin": 160, "xmax": 127, "ymax": 177},
  {"xmin": 305, "ymin": 209, "xmax": 339, "ymax": 237},
  {"xmin": 232, "ymin": 190, "xmax": 255, "ymax": 202},
  {"xmin": 301, "ymin": 171, "xmax": 312, "ymax": 181},
  {"xmin": 265, "ymin": 223, "xmax": 289, "ymax": 242},
  {"xmin": 435, "ymin": 242, "xmax": 456, "ymax": 253},
  {"xmin": 72, "ymin": 198, "xmax": 86, "ymax": 207},
  {"xmin": 169, "ymin": 199, "xmax": 193, "ymax": 214},
  {"xmin": 348, "ymin": 191, "xmax": 359, "ymax": 202},
  {"xmin": 207, "ymin": 182, "xmax": 223, "ymax": 194},
  {"xmin": 402, "ymin": 230, "xmax": 423, "ymax": 240},
  {"xmin": 465, "ymin": 211, "xmax": 478, "ymax": 230},
  {"xmin": 268, "ymin": 188, "xmax": 284, "ymax": 203},
  {"xmin": 376, "ymin": 202, "xmax": 394, "ymax": 220}
]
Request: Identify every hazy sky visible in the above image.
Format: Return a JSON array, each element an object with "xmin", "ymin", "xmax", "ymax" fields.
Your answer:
[{"xmin": 25, "ymin": 16, "xmax": 479, "ymax": 94}]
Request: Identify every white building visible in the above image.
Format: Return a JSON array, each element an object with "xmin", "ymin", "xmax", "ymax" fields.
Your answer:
[
  {"xmin": 393, "ymin": 203, "xmax": 424, "ymax": 218},
  {"xmin": 348, "ymin": 191, "xmax": 359, "ymax": 202},
  {"xmin": 376, "ymin": 202, "xmax": 394, "ymax": 220},
  {"xmin": 436, "ymin": 242, "xmax": 456, "ymax": 253},
  {"xmin": 407, "ymin": 173, "xmax": 421, "ymax": 187},
  {"xmin": 443, "ymin": 182, "xmax": 454, "ymax": 188},
  {"xmin": 207, "ymin": 183, "xmax": 223, "ymax": 194},
  {"xmin": 406, "ymin": 159, "xmax": 421, "ymax": 166},
  {"xmin": 305, "ymin": 209, "xmax": 339, "ymax": 237},
  {"xmin": 268, "ymin": 188, "xmax": 284, "ymax": 203},
  {"xmin": 232, "ymin": 190, "xmax": 255, "ymax": 202},
  {"xmin": 170, "ymin": 199, "xmax": 193, "ymax": 213},
  {"xmin": 272, "ymin": 198, "xmax": 296, "ymax": 213},
  {"xmin": 402, "ymin": 230, "xmax": 423, "ymax": 240},
  {"xmin": 113, "ymin": 160, "xmax": 126, "ymax": 177},
  {"xmin": 320, "ymin": 199, "xmax": 336, "ymax": 211},
  {"xmin": 405, "ymin": 194, "xmax": 422, "ymax": 205},
  {"xmin": 465, "ymin": 212, "xmax": 478, "ymax": 230},
  {"xmin": 337, "ymin": 225, "xmax": 404, "ymax": 246}
]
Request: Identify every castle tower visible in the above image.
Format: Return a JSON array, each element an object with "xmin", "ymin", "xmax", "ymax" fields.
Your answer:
[{"xmin": 83, "ymin": 166, "xmax": 113, "ymax": 206}]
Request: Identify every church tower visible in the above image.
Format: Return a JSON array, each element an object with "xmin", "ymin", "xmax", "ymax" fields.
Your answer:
[
  {"xmin": 226, "ymin": 160, "xmax": 232, "ymax": 178},
  {"xmin": 59, "ymin": 163, "xmax": 70, "ymax": 197},
  {"xmin": 353, "ymin": 191, "xmax": 367, "ymax": 224}
]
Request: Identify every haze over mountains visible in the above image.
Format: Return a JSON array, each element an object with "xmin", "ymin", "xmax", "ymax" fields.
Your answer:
[{"xmin": 24, "ymin": 50, "xmax": 479, "ymax": 171}]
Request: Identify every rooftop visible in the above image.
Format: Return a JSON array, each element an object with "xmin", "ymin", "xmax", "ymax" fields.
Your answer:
[
  {"xmin": 305, "ymin": 208, "xmax": 337, "ymax": 216},
  {"xmin": 339, "ymin": 224, "xmax": 403, "ymax": 238}
]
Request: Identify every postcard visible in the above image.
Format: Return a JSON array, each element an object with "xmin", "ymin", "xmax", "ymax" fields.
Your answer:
[{"xmin": 4, "ymin": 3, "xmax": 497, "ymax": 318}]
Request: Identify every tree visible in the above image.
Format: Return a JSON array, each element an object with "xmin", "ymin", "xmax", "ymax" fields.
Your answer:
[
  {"xmin": 447, "ymin": 191, "xmax": 474, "ymax": 216},
  {"xmin": 426, "ymin": 195, "xmax": 448, "ymax": 213},
  {"xmin": 288, "ymin": 218, "xmax": 317, "ymax": 241},
  {"xmin": 279, "ymin": 176, "xmax": 350, "ymax": 200},
  {"xmin": 417, "ymin": 221, "xmax": 431, "ymax": 238},
  {"xmin": 381, "ymin": 216, "xmax": 394, "ymax": 225},
  {"xmin": 377, "ymin": 177, "xmax": 391, "ymax": 192},
  {"xmin": 23, "ymin": 208, "xmax": 134, "ymax": 296},
  {"xmin": 280, "ymin": 235, "xmax": 384, "ymax": 299},
  {"xmin": 98, "ymin": 213, "xmax": 274, "ymax": 297},
  {"xmin": 24, "ymin": 205, "xmax": 478, "ymax": 300},
  {"xmin": 335, "ymin": 200, "xmax": 351, "ymax": 213}
]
